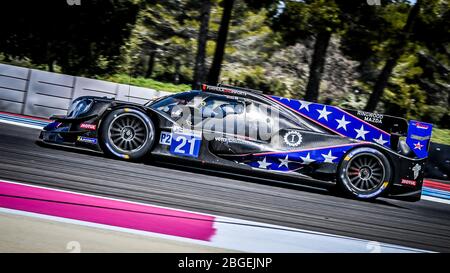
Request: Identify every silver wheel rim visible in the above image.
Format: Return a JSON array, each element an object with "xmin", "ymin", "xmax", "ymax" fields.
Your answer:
[
  {"xmin": 108, "ymin": 113, "xmax": 149, "ymax": 153},
  {"xmin": 346, "ymin": 153, "xmax": 385, "ymax": 192}
]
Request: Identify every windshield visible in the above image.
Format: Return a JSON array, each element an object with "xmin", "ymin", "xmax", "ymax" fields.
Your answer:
[{"xmin": 147, "ymin": 91, "xmax": 200, "ymax": 113}]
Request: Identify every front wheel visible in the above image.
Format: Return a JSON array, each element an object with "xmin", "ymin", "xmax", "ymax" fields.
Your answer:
[
  {"xmin": 338, "ymin": 147, "xmax": 392, "ymax": 200},
  {"xmin": 99, "ymin": 108, "xmax": 155, "ymax": 161}
]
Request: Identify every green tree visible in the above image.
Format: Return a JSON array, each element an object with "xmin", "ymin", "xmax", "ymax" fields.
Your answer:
[
  {"xmin": 129, "ymin": 0, "xmax": 196, "ymax": 81},
  {"xmin": 208, "ymin": 0, "xmax": 236, "ymax": 84},
  {"xmin": 272, "ymin": 0, "xmax": 344, "ymax": 101},
  {"xmin": 365, "ymin": 0, "xmax": 423, "ymax": 111},
  {"xmin": 208, "ymin": 0, "xmax": 277, "ymax": 84},
  {"xmin": 193, "ymin": 0, "xmax": 213, "ymax": 89},
  {"xmin": 0, "ymin": 0, "xmax": 141, "ymax": 76},
  {"xmin": 340, "ymin": 0, "xmax": 449, "ymax": 126}
]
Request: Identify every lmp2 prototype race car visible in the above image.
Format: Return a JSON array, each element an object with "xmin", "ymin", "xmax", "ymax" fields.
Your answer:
[{"xmin": 39, "ymin": 84, "xmax": 433, "ymax": 201}]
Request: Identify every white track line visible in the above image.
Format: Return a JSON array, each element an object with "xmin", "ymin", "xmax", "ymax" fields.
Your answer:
[
  {"xmin": 0, "ymin": 119, "xmax": 44, "ymax": 130},
  {"xmin": 0, "ymin": 179, "xmax": 430, "ymax": 253},
  {"xmin": 421, "ymin": 195, "xmax": 450, "ymax": 205}
]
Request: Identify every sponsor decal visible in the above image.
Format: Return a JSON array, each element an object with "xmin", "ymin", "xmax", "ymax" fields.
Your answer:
[
  {"xmin": 105, "ymin": 142, "xmax": 129, "ymax": 159},
  {"xmin": 401, "ymin": 179, "xmax": 417, "ymax": 187},
  {"xmin": 410, "ymin": 134, "xmax": 430, "ymax": 141},
  {"xmin": 214, "ymin": 136, "xmax": 252, "ymax": 145},
  {"xmin": 172, "ymin": 126, "xmax": 202, "ymax": 137},
  {"xmin": 356, "ymin": 110, "xmax": 384, "ymax": 124},
  {"xmin": 77, "ymin": 136, "xmax": 97, "ymax": 144},
  {"xmin": 283, "ymin": 131, "xmax": 303, "ymax": 147},
  {"xmin": 80, "ymin": 123, "xmax": 96, "ymax": 130},
  {"xmin": 414, "ymin": 122, "xmax": 429, "ymax": 130},
  {"xmin": 412, "ymin": 163, "xmax": 421, "ymax": 180},
  {"xmin": 357, "ymin": 181, "xmax": 389, "ymax": 198},
  {"xmin": 159, "ymin": 131, "xmax": 172, "ymax": 145},
  {"xmin": 202, "ymin": 85, "xmax": 248, "ymax": 97}
]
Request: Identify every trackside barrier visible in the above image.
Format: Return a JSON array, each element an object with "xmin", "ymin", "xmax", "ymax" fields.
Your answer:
[{"xmin": 0, "ymin": 63, "xmax": 171, "ymax": 118}]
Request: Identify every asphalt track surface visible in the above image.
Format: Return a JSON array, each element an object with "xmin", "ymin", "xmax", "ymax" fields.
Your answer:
[{"xmin": 0, "ymin": 123, "xmax": 449, "ymax": 252}]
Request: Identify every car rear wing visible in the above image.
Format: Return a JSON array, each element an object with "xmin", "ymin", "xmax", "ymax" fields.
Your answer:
[
  {"xmin": 344, "ymin": 109, "xmax": 433, "ymax": 158},
  {"xmin": 405, "ymin": 120, "xmax": 433, "ymax": 159},
  {"xmin": 343, "ymin": 109, "xmax": 409, "ymax": 135}
]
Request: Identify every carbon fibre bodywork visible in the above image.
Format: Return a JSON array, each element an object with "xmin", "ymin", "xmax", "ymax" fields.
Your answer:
[{"xmin": 39, "ymin": 85, "xmax": 433, "ymax": 201}]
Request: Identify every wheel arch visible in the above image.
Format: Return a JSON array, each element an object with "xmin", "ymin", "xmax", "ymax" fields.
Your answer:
[
  {"xmin": 97, "ymin": 105, "xmax": 159, "ymax": 141},
  {"xmin": 338, "ymin": 143, "xmax": 396, "ymax": 181},
  {"xmin": 96, "ymin": 106, "xmax": 158, "ymax": 160},
  {"xmin": 337, "ymin": 144, "xmax": 395, "ymax": 199}
]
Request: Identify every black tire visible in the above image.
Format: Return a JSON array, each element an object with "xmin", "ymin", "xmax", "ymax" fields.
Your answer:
[
  {"xmin": 338, "ymin": 147, "xmax": 392, "ymax": 200},
  {"xmin": 99, "ymin": 108, "xmax": 155, "ymax": 161}
]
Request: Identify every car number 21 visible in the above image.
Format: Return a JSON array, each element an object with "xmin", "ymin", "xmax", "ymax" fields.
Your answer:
[{"xmin": 170, "ymin": 133, "xmax": 201, "ymax": 158}]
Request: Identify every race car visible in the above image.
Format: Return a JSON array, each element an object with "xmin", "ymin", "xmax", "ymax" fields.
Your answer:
[{"xmin": 38, "ymin": 84, "xmax": 433, "ymax": 201}]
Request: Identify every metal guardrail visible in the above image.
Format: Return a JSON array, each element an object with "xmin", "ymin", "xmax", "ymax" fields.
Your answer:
[{"xmin": 0, "ymin": 63, "xmax": 171, "ymax": 118}]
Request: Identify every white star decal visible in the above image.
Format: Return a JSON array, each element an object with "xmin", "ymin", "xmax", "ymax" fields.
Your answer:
[
  {"xmin": 335, "ymin": 115, "xmax": 351, "ymax": 131},
  {"xmin": 257, "ymin": 157, "xmax": 272, "ymax": 169},
  {"xmin": 373, "ymin": 134, "xmax": 388, "ymax": 145},
  {"xmin": 278, "ymin": 155, "xmax": 291, "ymax": 168},
  {"xmin": 413, "ymin": 142, "xmax": 424, "ymax": 150},
  {"xmin": 354, "ymin": 125, "xmax": 369, "ymax": 140},
  {"xmin": 299, "ymin": 100, "xmax": 312, "ymax": 112},
  {"xmin": 317, "ymin": 106, "xmax": 332, "ymax": 121},
  {"xmin": 321, "ymin": 150, "xmax": 338, "ymax": 163},
  {"xmin": 300, "ymin": 152, "xmax": 315, "ymax": 165}
]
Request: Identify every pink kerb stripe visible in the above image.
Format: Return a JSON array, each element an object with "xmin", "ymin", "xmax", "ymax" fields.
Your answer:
[
  {"xmin": 253, "ymin": 142, "xmax": 367, "ymax": 156},
  {"xmin": 0, "ymin": 181, "xmax": 216, "ymax": 241}
]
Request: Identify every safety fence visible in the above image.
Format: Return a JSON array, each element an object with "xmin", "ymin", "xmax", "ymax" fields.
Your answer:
[{"xmin": 0, "ymin": 63, "xmax": 170, "ymax": 118}]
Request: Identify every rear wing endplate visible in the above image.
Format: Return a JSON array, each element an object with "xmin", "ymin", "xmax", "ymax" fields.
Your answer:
[{"xmin": 406, "ymin": 120, "xmax": 433, "ymax": 159}]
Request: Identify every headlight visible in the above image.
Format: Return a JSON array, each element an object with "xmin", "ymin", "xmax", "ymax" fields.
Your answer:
[{"xmin": 67, "ymin": 98, "xmax": 93, "ymax": 118}]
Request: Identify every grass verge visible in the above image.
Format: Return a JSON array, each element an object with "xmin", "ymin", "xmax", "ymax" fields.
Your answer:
[
  {"xmin": 99, "ymin": 74, "xmax": 191, "ymax": 93},
  {"xmin": 432, "ymin": 128, "xmax": 450, "ymax": 146}
]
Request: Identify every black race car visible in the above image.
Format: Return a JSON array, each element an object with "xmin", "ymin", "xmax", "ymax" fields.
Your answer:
[{"xmin": 39, "ymin": 84, "xmax": 433, "ymax": 201}]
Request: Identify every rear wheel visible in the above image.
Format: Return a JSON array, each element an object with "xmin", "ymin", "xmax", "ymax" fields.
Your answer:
[
  {"xmin": 99, "ymin": 108, "xmax": 155, "ymax": 160},
  {"xmin": 338, "ymin": 147, "xmax": 391, "ymax": 200}
]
